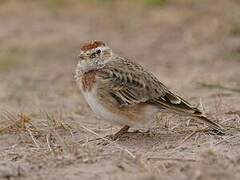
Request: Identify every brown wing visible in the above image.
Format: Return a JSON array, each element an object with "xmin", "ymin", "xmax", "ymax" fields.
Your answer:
[
  {"xmin": 99, "ymin": 57, "xmax": 195, "ymax": 112},
  {"xmin": 97, "ymin": 57, "xmax": 224, "ymax": 133},
  {"xmin": 150, "ymin": 91, "xmax": 201, "ymax": 114},
  {"xmin": 98, "ymin": 58, "xmax": 154, "ymax": 106}
]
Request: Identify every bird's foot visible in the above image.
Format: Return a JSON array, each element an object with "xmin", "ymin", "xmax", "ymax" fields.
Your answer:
[{"xmin": 97, "ymin": 125, "xmax": 130, "ymax": 145}]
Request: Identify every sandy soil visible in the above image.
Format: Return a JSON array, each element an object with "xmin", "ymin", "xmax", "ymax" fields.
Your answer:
[{"xmin": 0, "ymin": 0, "xmax": 240, "ymax": 179}]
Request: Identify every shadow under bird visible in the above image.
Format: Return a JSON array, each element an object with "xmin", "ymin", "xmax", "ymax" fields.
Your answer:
[{"xmin": 75, "ymin": 40, "xmax": 224, "ymax": 140}]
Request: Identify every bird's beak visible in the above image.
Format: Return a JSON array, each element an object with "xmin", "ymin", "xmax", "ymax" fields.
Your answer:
[{"xmin": 77, "ymin": 54, "xmax": 85, "ymax": 61}]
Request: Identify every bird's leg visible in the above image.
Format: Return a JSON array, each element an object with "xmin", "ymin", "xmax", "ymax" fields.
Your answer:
[{"xmin": 108, "ymin": 125, "xmax": 130, "ymax": 140}]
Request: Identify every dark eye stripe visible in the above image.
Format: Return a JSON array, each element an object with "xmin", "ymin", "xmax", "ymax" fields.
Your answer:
[{"xmin": 90, "ymin": 53, "xmax": 96, "ymax": 58}]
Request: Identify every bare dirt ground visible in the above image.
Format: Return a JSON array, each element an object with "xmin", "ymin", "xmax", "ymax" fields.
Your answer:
[{"xmin": 0, "ymin": 0, "xmax": 240, "ymax": 179}]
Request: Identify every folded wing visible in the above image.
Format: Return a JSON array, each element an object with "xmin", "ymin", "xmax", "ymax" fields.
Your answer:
[{"xmin": 99, "ymin": 58, "xmax": 224, "ymax": 133}]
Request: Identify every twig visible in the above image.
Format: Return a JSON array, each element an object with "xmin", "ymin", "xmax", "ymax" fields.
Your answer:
[
  {"xmin": 170, "ymin": 123, "xmax": 182, "ymax": 131},
  {"xmin": 81, "ymin": 125, "xmax": 136, "ymax": 159},
  {"xmin": 26, "ymin": 125, "xmax": 40, "ymax": 148},
  {"xmin": 176, "ymin": 130, "xmax": 198, "ymax": 147},
  {"xmin": 46, "ymin": 134, "xmax": 53, "ymax": 152},
  {"xmin": 214, "ymin": 134, "xmax": 240, "ymax": 146},
  {"xmin": 147, "ymin": 157, "xmax": 198, "ymax": 162},
  {"xmin": 162, "ymin": 129, "xmax": 204, "ymax": 155},
  {"xmin": 78, "ymin": 137, "xmax": 102, "ymax": 144}
]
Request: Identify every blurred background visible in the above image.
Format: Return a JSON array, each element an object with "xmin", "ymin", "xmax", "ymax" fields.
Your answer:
[
  {"xmin": 0, "ymin": 0, "xmax": 240, "ymax": 111},
  {"xmin": 0, "ymin": 1, "xmax": 240, "ymax": 179}
]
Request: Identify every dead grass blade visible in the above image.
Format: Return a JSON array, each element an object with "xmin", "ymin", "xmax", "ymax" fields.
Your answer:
[
  {"xmin": 0, "ymin": 111, "xmax": 31, "ymax": 133},
  {"xmin": 176, "ymin": 130, "xmax": 198, "ymax": 147},
  {"xmin": 214, "ymin": 134, "xmax": 240, "ymax": 146},
  {"xmin": 44, "ymin": 111, "xmax": 71, "ymax": 154},
  {"xmin": 81, "ymin": 125, "xmax": 136, "ymax": 159},
  {"xmin": 162, "ymin": 128, "xmax": 214, "ymax": 155},
  {"xmin": 44, "ymin": 110, "xmax": 72, "ymax": 131},
  {"xmin": 46, "ymin": 134, "xmax": 53, "ymax": 152},
  {"xmin": 26, "ymin": 124, "xmax": 41, "ymax": 148},
  {"xmin": 147, "ymin": 157, "xmax": 199, "ymax": 162}
]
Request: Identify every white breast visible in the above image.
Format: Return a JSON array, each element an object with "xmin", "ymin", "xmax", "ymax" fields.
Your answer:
[{"xmin": 82, "ymin": 90, "xmax": 131, "ymax": 126}]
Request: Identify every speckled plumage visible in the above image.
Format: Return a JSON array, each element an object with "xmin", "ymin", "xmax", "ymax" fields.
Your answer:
[{"xmin": 75, "ymin": 40, "xmax": 224, "ymax": 138}]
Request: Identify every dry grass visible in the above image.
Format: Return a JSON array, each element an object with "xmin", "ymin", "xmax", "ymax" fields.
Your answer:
[{"xmin": 0, "ymin": 112, "xmax": 32, "ymax": 134}]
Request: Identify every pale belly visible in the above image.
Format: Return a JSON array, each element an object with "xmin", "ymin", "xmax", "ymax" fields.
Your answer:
[
  {"xmin": 82, "ymin": 90, "xmax": 133, "ymax": 126},
  {"xmin": 82, "ymin": 92, "xmax": 159, "ymax": 127}
]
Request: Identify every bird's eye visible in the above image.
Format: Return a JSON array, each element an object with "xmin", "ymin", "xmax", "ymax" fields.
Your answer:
[{"xmin": 96, "ymin": 49, "xmax": 101, "ymax": 54}]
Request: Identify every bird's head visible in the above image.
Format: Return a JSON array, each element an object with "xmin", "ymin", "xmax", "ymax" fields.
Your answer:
[{"xmin": 77, "ymin": 40, "xmax": 113, "ymax": 72}]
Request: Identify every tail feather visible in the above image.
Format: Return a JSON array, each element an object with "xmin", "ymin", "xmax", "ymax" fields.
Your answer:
[
  {"xmin": 151, "ymin": 91, "xmax": 224, "ymax": 134},
  {"xmin": 152, "ymin": 92, "xmax": 225, "ymax": 134},
  {"xmin": 193, "ymin": 115, "xmax": 225, "ymax": 135}
]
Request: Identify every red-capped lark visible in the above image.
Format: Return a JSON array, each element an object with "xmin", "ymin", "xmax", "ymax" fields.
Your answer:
[{"xmin": 75, "ymin": 40, "xmax": 224, "ymax": 140}]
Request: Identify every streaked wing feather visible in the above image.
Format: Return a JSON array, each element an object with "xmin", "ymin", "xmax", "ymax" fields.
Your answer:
[
  {"xmin": 97, "ymin": 57, "xmax": 224, "ymax": 133},
  {"xmin": 151, "ymin": 95, "xmax": 198, "ymax": 114},
  {"xmin": 99, "ymin": 58, "xmax": 156, "ymax": 106},
  {"xmin": 100, "ymin": 57, "xmax": 199, "ymax": 113},
  {"xmin": 99, "ymin": 58, "xmax": 198, "ymax": 112}
]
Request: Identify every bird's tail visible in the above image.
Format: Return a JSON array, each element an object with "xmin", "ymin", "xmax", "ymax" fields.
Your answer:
[
  {"xmin": 193, "ymin": 115, "xmax": 225, "ymax": 135},
  {"xmin": 152, "ymin": 91, "xmax": 225, "ymax": 134}
]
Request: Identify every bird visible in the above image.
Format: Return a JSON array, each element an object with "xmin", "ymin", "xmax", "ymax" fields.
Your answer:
[{"xmin": 75, "ymin": 40, "xmax": 224, "ymax": 140}]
